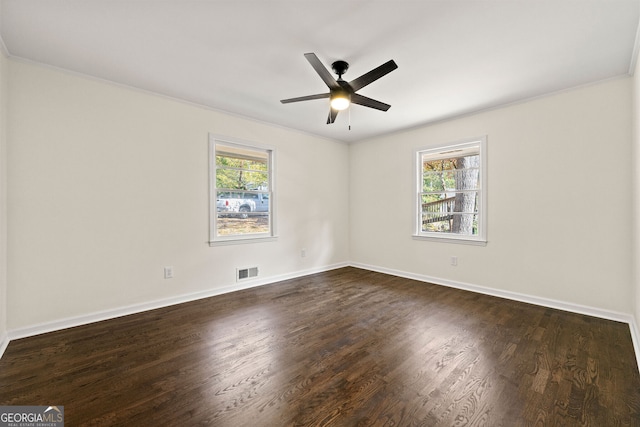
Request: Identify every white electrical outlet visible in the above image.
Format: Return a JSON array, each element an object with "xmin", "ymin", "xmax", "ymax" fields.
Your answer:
[
  {"xmin": 450, "ymin": 256, "xmax": 458, "ymax": 266},
  {"xmin": 164, "ymin": 266, "xmax": 174, "ymax": 279},
  {"xmin": 301, "ymin": 248, "xmax": 306, "ymax": 258}
]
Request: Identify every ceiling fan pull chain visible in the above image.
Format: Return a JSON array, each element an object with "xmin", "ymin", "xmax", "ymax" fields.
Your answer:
[{"xmin": 349, "ymin": 106, "xmax": 351, "ymax": 131}]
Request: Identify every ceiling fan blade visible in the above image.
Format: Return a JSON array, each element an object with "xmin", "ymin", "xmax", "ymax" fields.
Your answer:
[
  {"xmin": 348, "ymin": 60, "xmax": 398, "ymax": 92},
  {"xmin": 327, "ymin": 107, "xmax": 339, "ymax": 124},
  {"xmin": 305, "ymin": 53, "xmax": 341, "ymax": 90},
  {"xmin": 351, "ymin": 93, "xmax": 391, "ymax": 111},
  {"xmin": 280, "ymin": 93, "xmax": 330, "ymax": 104}
]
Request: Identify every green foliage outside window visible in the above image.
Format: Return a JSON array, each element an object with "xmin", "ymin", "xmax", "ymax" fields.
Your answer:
[{"xmin": 216, "ymin": 153, "xmax": 269, "ymax": 191}]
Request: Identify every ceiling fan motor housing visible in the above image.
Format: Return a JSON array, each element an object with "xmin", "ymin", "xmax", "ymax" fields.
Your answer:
[
  {"xmin": 332, "ymin": 79, "xmax": 352, "ymax": 102},
  {"xmin": 331, "ymin": 60, "xmax": 349, "ymax": 78}
]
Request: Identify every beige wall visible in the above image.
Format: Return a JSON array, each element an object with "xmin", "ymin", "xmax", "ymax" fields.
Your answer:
[
  {"xmin": 350, "ymin": 77, "xmax": 633, "ymax": 314},
  {"xmin": 6, "ymin": 59, "xmax": 350, "ymax": 330},
  {"xmin": 0, "ymin": 52, "xmax": 7, "ymax": 345},
  {"xmin": 4, "ymin": 57, "xmax": 638, "ymax": 335},
  {"xmin": 634, "ymin": 53, "xmax": 640, "ymax": 331}
]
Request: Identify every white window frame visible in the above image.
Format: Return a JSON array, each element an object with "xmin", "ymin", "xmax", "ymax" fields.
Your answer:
[
  {"xmin": 413, "ymin": 136, "xmax": 487, "ymax": 245},
  {"xmin": 208, "ymin": 134, "xmax": 277, "ymax": 246}
]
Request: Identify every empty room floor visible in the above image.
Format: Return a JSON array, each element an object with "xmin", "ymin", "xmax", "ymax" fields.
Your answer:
[{"xmin": 0, "ymin": 267, "xmax": 639, "ymax": 426}]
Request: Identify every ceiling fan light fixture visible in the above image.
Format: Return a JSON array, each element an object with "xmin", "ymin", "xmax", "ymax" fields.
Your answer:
[{"xmin": 330, "ymin": 93, "xmax": 350, "ymax": 111}]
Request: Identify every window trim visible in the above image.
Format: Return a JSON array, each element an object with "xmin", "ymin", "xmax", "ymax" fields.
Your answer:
[
  {"xmin": 413, "ymin": 136, "xmax": 487, "ymax": 245},
  {"xmin": 208, "ymin": 134, "xmax": 277, "ymax": 246}
]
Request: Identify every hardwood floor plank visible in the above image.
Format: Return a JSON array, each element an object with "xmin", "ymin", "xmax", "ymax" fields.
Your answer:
[{"xmin": 0, "ymin": 267, "xmax": 638, "ymax": 426}]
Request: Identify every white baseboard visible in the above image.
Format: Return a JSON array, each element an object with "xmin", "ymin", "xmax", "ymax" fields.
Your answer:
[
  {"xmin": 7, "ymin": 262, "xmax": 349, "ymax": 341},
  {"xmin": 351, "ymin": 262, "xmax": 640, "ymax": 372},
  {"xmin": 0, "ymin": 331, "xmax": 8, "ymax": 360},
  {"xmin": 4, "ymin": 260, "xmax": 640, "ymax": 374},
  {"xmin": 629, "ymin": 317, "xmax": 640, "ymax": 373}
]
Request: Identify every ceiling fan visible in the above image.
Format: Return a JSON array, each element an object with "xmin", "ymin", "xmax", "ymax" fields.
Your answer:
[{"xmin": 280, "ymin": 53, "xmax": 398, "ymax": 125}]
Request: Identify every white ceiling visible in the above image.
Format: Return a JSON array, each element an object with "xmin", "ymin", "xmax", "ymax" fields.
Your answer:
[{"xmin": 1, "ymin": 0, "xmax": 639, "ymax": 143}]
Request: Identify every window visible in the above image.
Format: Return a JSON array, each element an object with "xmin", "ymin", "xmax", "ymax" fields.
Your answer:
[
  {"xmin": 209, "ymin": 135, "xmax": 275, "ymax": 244},
  {"xmin": 414, "ymin": 137, "xmax": 486, "ymax": 244}
]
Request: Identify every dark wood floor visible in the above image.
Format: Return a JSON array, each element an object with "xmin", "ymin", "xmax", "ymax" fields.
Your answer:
[{"xmin": 1, "ymin": 267, "xmax": 639, "ymax": 426}]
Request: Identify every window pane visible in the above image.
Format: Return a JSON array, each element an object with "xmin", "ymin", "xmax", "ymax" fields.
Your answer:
[
  {"xmin": 421, "ymin": 193, "xmax": 453, "ymax": 211},
  {"xmin": 215, "ymin": 189, "xmax": 271, "ymax": 235},
  {"xmin": 454, "ymin": 166, "xmax": 480, "ymax": 191},
  {"xmin": 417, "ymin": 139, "xmax": 485, "ymax": 240},
  {"xmin": 421, "ymin": 192, "xmax": 477, "ymax": 211},
  {"xmin": 421, "ymin": 216, "xmax": 452, "ymax": 233},
  {"xmin": 421, "ymin": 213, "xmax": 479, "ymax": 235},
  {"xmin": 422, "ymin": 157, "xmax": 479, "ymax": 192},
  {"xmin": 210, "ymin": 137, "xmax": 274, "ymax": 242},
  {"xmin": 216, "ymin": 168, "xmax": 268, "ymax": 191},
  {"xmin": 216, "ymin": 144, "xmax": 268, "ymax": 170},
  {"xmin": 216, "ymin": 213, "xmax": 270, "ymax": 236},
  {"xmin": 215, "ymin": 154, "xmax": 267, "ymax": 171},
  {"xmin": 422, "ymin": 171, "xmax": 445, "ymax": 192}
]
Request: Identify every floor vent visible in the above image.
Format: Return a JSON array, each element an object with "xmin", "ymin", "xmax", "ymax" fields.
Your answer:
[{"xmin": 237, "ymin": 266, "xmax": 259, "ymax": 281}]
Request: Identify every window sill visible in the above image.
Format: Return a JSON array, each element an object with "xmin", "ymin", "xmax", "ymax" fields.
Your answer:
[
  {"xmin": 412, "ymin": 234, "xmax": 487, "ymax": 246},
  {"xmin": 209, "ymin": 235, "xmax": 278, "ymax": 247}
]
